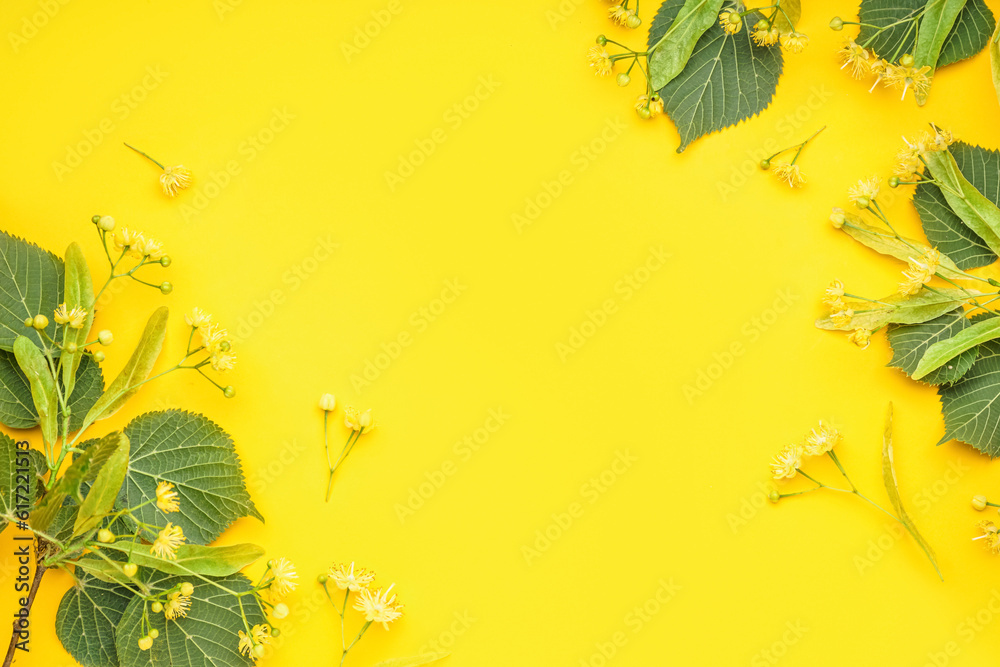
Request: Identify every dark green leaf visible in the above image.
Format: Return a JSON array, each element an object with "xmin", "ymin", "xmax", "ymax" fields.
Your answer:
[
  {"xmin": 647, "ymin": 0, "xmax": 726, "ymax": 89},
  {"xmin": 0, "ymin": 231, "xmax": 64, "ymax": 351},
  {"xmin": 939, "ymin": 338, "xmax": 1000, "ymax": 455},
  {"xmin": 887, "ymin": 310, "xmax": 978, "ymax": 384},
  {"xmin": 650, "ymin": 2, "xmax": 782, "ymax": 152},
  {"xmin": 912, "ymin": 0, "xmax": 968, "ymax": 104},
  {"xmin": 62, "ymin": 242, "xmax": 95, "ymax": 398},
  {"xmin": 116, "ymin": 573, "xmax": 265, "ymax": 667},
  {"xmin": 56, "ymin": 571, "xmax": 132, "ymax": 667},
  {"xmin": 913, "ymin": 314, "xmax": 1000, "ymax": 379},
  {"xmin": 13, "ymin": 335, "xmax": 57, "ymax": 445},
  {"xmin": 0, "ymin": 350, "xmax": 103, "ymax": 431},
  {"xmin": 116, "ymin": 411, "xmax": 262, "ymax": 545},
  {"xmin": 858, "ymin": 0, "xmax": 993, "ymax": 66},
  {"xmin": 938, "ymin": 0, "xmax": 995, "ymax": 66},
  {"xmin": 74, "ymin": 433, "xmax": 129, "ymax": 537},
  {"xmin": 0, "ymin": 433, "xmax": 38, "ymax": 535}
]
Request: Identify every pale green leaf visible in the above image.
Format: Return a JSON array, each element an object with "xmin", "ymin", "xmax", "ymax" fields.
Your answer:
[
  {"xmin": 13, "ymin": 335, "xmax": 57, "ymax": 445},
  {"xmin": 0, "ymin": 433, "xmax": 38, "ymax": 534},
  {"xmin": 0, "ymin": 231, "xmax": 64, "ymax": 351},
  {"xmin": 97, "ymin": 542, "xmax": 265, "ymax": 578},
  {"xmin": 373, "ymin": 653, "xmax": 451, "ymax": 667},
  {"xmin": 881, "ymin": 404, "xmax": 942, "ymax": 580},
  {"xmin": 939, "ymin": 338, "xmax": 1000, "ymax": 455},
  {"xmin": 116, "ymin": 410, "xmax": 262, "ymax": 544},
  {"xmin": 913, "ymin": 314, "xmax": 1000, "ymax": 379},
  {"xmin": 56, "ymin": 571, "xmax": 132, "ymax": 667},
  {"xmin": 116, "ymin": 573, "xmax": 265, "ymax": 667},
  {"xmin": 62, "ymin": 242, "xmax": 95, "ymax": 398},
  {"xmin": 858, "ymin": 0, "xmax": 993, "ymax": 67},
  {"xmin": 74, "ymin": 433, "xmax": 129, "ymax": 537},
  {"xmin": 887, "ymin": 310, "xmax": 977, "ymax": 384},
  {"xmin": 922, "ymin": 147, "xmax": 1000, "ymax": 257},
  {"xmin": 838, "ymin": 212, "xmax": 967, "ymax": 281},
  {"xmin": 913, "ymin": 0, "xmax": 968, "ymax": 104},
  {"xmin": 992, "ymin": 19, "xmax": 1000, "ymax": 106},
  {"xmin": 32, "ymin": 432, "xmax": 123, "ymax": 533},
  {"xmin": 938, "ymin": 0, "xmax": 995, "ymax": 65},
  {"xmin": 0, "ymin": 350, "xmax": 104, "ymax": 432},
  {"xmin": 773, "ymin": 0, "xmax": 801, "ymax": 32},
  {"xmin": 83, "ymin": 306, "xmax": 168, "ymax": 427},
  {"xmin": 815, "ymin": 288, "xmax": 975, "ymax": 331},
  {"xmin": 913, "ymin": 142, "xmax": 1000, "ymax": 270},
  {"xmin": 648, "ymin": 0, "xmax": 727, "ymax": 89},
  {"xmin": 650, "ymin": 2, "xmax": 783, "ymax": 152}
]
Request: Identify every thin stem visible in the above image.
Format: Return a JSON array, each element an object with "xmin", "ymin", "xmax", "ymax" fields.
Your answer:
[
  {"xmin": 124, "ymin": 143, "xmax": 166, "ymax": 170},
  {"xmin": 2, "ymin": 558, "xmax": 44, "ymax": 667}
]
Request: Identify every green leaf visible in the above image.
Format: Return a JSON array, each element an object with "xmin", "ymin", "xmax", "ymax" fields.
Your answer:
[
  {"xmin": 83, "ymin": 306, "xmax": 168, "ymax": 427},
  {"xmin": 815, "ymin": 288, "xmax": 975, "ymax": 331},
  {"xmin": 647, "ymin": 0, "xmax": 727, "ymax": 90},
  {"xmin": 650, "ymin": 2, "xmax": 782, "ymax": 153},
  {"xmin": 116, "ymin": 410, "xmax": 262, "ymax": 544},
  {"xmin": 881, "ymin": 404, "xmax": 943, "ymax": 580},
  {"xmin": 773, "ymin": 0, "xmax": 801, "ymax": 32},
  {"xmin": 922, "ymin": 147, "xmax": 1000, "ymax": 257},
  {"xmin": 0, "ymin": 231, "xmax": 64, "ymax": 351},
  {"xmin": 887, "ymin": 310, "xmax": 978, "ymax": 384},
  {"xmin": 913, "ymin": 314, "xmax": 1000, "ymax": 379},
  {"xmin": 939, "ymin": 338, "xmax": 1000, "ymax": 454},
  {"xmin": 373, "ymin": 653, "xmax": 451, "ymax": 667},
  {"xmin": 913, "ymin": 142, "xmax": 1000, "ymax": 270},
  {"xmin": 98, "ymin": 542, "xmax": 265, "ymax": 578},
  {"xmin": 0, "ymin": 350, "xmax": 103, "ymax": 431},
  {"xmin": 0, "ymin": 433, "xmax": 38, "ymax": 534},
  {"xmin": 33, "ymin": 431, "xmax": 123, "ymax": 533},
  {"xmin": 74, "ymin": 433, "xmax": 129, "ymax": 537},
  {"xmin": 116, "ymin": 572, "xmax": 265, "ymax": 667},
  {"xmin": 858, "ymin": 0, "xmax": 993, "ymax": 67},
  {"xmin": 992, "ymin": 19, "xmax": 1000, "ymax": 106},
  {"xmin": 56, "ymin": 571, "xmax": 133, "ymax": 667},
  {"xmin": 913, "ymin": 0, "xmax": 968, "ymax": 104},
  {"xmin": 838, "ymin": 212, "xmax": 967, "ymax": 281},
  {"xmin": 13, "ymin": 335, "xmax": 57, "ymax": 445},
  {"xmin": 62, "ymin": 242, "xmax": 95, "ymax": 398}
]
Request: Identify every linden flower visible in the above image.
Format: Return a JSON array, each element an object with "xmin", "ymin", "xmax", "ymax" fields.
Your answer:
[
  {"xmin": 975, "ymin": 521, "xmax": 1000, "ymax": 554},
  {"xmin": 268, "ymin": 558, "xmax": 299, "ymax": 600},
  {"xmin": 823, "ymin": 280, "xmax": 845, "ymax": 306},
  {"xmin": 831, "ymin": 309, "xmax": 854, "ymax": 328},
  {"xmin": 160, "ymin": 165, "xmax": 193, "ymax": 197},
  {"xmin": 839, "ymin": 40, "xmax": 870, "ymax": 79},
  {"xmin": 847, "ymin": 177, "xmax": 880, "ymax": 208},
  {"xmin": 238, "ymin": 630, "xmax": 255, "ymax": 658},
  {"xmin": 648, "ymin": 95, "xmax": 664, "ymax": 117},
  {"xmin": 151, "ymin": 523, "xmax": 186, "ymax": 560},
  {"xmin": 138, "ymin": 636, "xmax": 153, "ymax": 651},
  {"xmin": 329, "ymin": 562, "xmax": 376, "ymax": 592},
  {"xmin": 885, "ymin": 63, "xmax": 932, "ymax": 101},
  {"xmin": 868, "ymin": 58, "xmax": 888, "ymax": 92},
  {"xmin": 211, "ymin": 350, "xmax": 238, "ymax": 372},
  {"xmin": 780, "ymin": 32, "xmax": 809, "ymax": 54},
  {"xmin": 771, "ymin": 162, "xmax": 805, "ymax": 188},
  {"xmin": 898, "ymin": 249, "xmax": 940, "ymax": 296},
  {"xmin": 771, "ymin": 443, "xmax": 803, "ymax": 480},
  {"xmin": 752, "ymin": 26, "xmax": 781, "ymax": 46},
  {"xmin": 608, "ymin": 4, "xmax": 629, "ymax": 25},
  {"xmin": 803, "ymin": 421, "xmax": 842, "ymax": 456},
  {"xmin": 138, "ymin": 236, "xmax": 165, "ymax": 261},
  {"xmin": 114, "ymin": 227, "xmax": 145, "ymax": 253},
  {"xmin": 199, "ymin": 323, "xmax": 229, "ymax": 352},
  {"xmin": 587, "ymin": 46, "xmax": 613, "ymax": 76},
  {"xmin": 53, "ymin": 304, "xmax": 87, "ymax": 329},
  {"xmin": 848, "ymin": 328, "xmax": 872, "ymax": 349},
  {"xmin": 155, "ymin": 481, "xmax": 181, "ymax": 513},
  {"xmin": 344, "ymin": 407, "xmax": 376, "ymax": 433},
  {"xmin": 164, "ymin": 593, "xmax": 192, "ymax": 620},
  {"xmin": 185, "ymin": 308, "xmax": 213, "ymax": 329},
  {"xmin": 719, "ymin": 11, "xmax": 742, "ymax": 35},
  {"xmin": 353, "ymin": 584, "xmax": 403, "ymax": 631}
]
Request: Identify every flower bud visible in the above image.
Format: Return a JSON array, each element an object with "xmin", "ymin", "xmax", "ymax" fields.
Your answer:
[
  {"xmin": 829, "ymin": 16, "xmax": 844, "ymax": 30},
  {"xmin": 32, "ymin": 314, "xmax": 49, "ymax": 330},
  {"xmin": 224, "ymin": 386, "xmax": 236, "ymax": 398},
  {"xmin": 98, "ymin": 215, "xmax": 115, "ymax": 232},
  {"xmin": 317, "ymin": 573, "xmax": 328, "ymax": 584},
  {"xmin": 616, "ymin": 73, "xmax": 630, "ymax": 87},
  {"xmin": 637, "ymin": 106, "xmax": 651, "ymax": 119},
  {"xmin": 180, "ymin": 582, "xmax": 194, "ymax": 596},
  {"xmin": 92, "ymin": 215, "xmax": 102, "ymax": 224},
  {"xmin": 97, "ymin": 529, "xmax": 115, "ymax": 543},
  {"xmin": 768, "ymin": 489, "xmax": 780, "ymax": 503},
  {"xmin": 888, "ymin": 177, "xmax": 900, "ymax": 188},
  {"xmin": 149, "ymin": 629, "xmax": 159, "ymax": 639},
  {"xmin": 138, "ymin": 636, "xmax": 153, "ymax": 651},
  {"xmin": 65, "ymin": 342, "xmax": 78, "ymax": 354},
  {"xmin": 899, "ymin": 53, "xmax": 914, "ymax": 67},
  {"xmin": 93, "ymin": 351, "xmax": 106, "ymax": 363},
  {"xmin": 253, "ymin": 645, "xmax": 265, "ymax": 659},
  {"xmin": 271, "ymin": 627, "xmax": 282, "ymax": 637},
  {"xmin": 625, "ymin": 13, "xmax": 641, "ymax": 29},
  {"xmin": 98, "ymin": 330, "xmax": 114, "ymax": 346},
  {"xmin": 596, "ymin": 34, "xmax": 607, "ymax": 46},
  {"xmin": 160, "ymin": 256, "xmax": 172, "ymax": 267},
  {"xmin": 273, "ymin": 602, "xmax": 289, "ymax": 619},
  {"xmin": 23, "ymin": 317, "xmax": 32, "ymax": 328},
  {"xmin": 159, "ymin": 281, "xmax": 173, "ymax": 295},
  {"xmin": 973, "ymin": 495, "xmax": 988, "ymax": 511},
  {"xmin": 830, "ymin": 208, "xmax": 846, "ymax": 229},
  {"xmin": 123, "ymin": 563, "xmax": 139, "ymax": 578},
  {"xmin": 754, "ymin": 19, "xmax": 768, "ymax": 31},
  {"xmin": 759, "ymin": 158, "xmax": 771, "ymax": 170},
  {"xmin": 151, "ymin": 601, "xmax": 163, "ymax": 613},
  {"xmin": 319, "ymin": 393, "xmax": 337, "ymax": 411}
]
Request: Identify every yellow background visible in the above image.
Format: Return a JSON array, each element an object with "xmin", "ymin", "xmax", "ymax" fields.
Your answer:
[{"xmin": 2, "ymin": 0, "xmax": 1000, "ymax": 664}]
